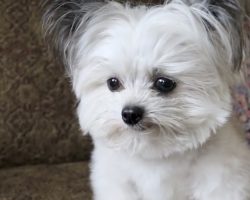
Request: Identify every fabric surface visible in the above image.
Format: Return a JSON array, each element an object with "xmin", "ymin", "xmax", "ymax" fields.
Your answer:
[
  {"xmin": 0, "ymin": 0, "xmax": 92, "ymax": 168},
  {"xmin": 0, "ymin": 162, "xmax": 92, "ymax": 200}
]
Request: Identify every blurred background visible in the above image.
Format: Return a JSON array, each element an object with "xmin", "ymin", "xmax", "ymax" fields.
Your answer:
[
  {"xmin": 0, "ymin": 0, "xmax": 249, "ymax": 200},
  {"xmin": 0, "ymin": 0, "xmax": 92, "ymax": 199}
]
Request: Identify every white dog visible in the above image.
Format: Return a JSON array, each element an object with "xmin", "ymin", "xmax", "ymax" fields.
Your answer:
[{"xmin": 43, "ymin": 0, "xmax": 250, "ymax": 199}]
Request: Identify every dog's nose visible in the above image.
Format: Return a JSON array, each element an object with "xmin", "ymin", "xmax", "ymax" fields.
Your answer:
[{"xmin": 122, "ymin": 106, "xmax": 144, "ymax": 125}]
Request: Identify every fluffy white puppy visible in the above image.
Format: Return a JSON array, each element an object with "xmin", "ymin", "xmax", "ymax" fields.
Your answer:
[{"xmin": 43, "ymin": 0, "xmax": 250, "ymax": 199}]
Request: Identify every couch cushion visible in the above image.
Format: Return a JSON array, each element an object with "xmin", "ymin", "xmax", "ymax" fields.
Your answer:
[
  {"xmin": 0, "ymin": 0, "xmax": 92, "ymax": 167},
  {"xmin": 0, "ymin": 162, "xmax": 91, "ymax": 200}
]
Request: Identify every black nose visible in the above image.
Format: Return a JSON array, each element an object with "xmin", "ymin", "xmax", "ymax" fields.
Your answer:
[{"xmin": 122, "ymin": 106, "xmax": 144, "ymax": 125}]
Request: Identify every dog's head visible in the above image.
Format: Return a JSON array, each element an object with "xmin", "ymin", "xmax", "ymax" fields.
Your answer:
[{"xmin": 43, "ymin": 0, "xmax": 245, "ymax": 158}]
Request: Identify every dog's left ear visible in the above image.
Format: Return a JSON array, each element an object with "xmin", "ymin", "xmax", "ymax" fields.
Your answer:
[
  {"xmin": 42, "ymin": 0, "xmax": 108, "ymax": 71},
  {"xmin": 205, "ymin": 0, "xmax": 244, "ymax": 71}
]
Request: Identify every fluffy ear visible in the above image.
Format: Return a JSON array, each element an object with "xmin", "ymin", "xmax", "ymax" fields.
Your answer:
[
  {"xmin": 206, "ymin": 0, "xmax": 244, "ymax": 71},
  {"xmin": 42, "ymin": 0, "xmax": 108, "ymax": 69}
]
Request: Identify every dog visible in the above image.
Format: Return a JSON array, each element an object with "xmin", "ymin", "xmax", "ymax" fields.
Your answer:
[{"xmin": 43, "ymin": 0, "xmax": 250, "ymax": 199}]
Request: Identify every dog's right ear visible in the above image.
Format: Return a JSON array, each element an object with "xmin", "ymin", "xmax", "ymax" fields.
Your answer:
[{"xmin": 42, "ymin": 0, "xmax": 108, "ymax": 69}]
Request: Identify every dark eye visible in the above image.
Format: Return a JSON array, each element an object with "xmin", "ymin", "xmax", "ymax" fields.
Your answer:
[
  {"xmin": 107, "ymin": 77, "xmax": 121, "ymax": 91},
  {"xmin": 153, "ymin": 77, "xmax": 176, "ymax": 93}
]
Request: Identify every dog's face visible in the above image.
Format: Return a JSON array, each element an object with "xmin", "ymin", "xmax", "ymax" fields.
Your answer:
[{"xmin": 43, "ymin": 0, "xmax": 244, "ymax": 158}]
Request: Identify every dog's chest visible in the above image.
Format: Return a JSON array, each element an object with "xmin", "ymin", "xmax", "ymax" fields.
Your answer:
[{"xmin": 123, "ymin": 154, "xmax": 194, "ymax": 200}]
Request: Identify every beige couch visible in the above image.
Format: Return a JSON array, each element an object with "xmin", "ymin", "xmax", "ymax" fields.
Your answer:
[{"xmin": 0, "ymin": 0, "xmax": 92, "ymax": 199}]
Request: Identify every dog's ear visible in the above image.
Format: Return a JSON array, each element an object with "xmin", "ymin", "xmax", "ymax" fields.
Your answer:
[
  {"xmin": 206, "ymin": 0, "xmax": 244, "ymax": 71},
  {"xmin": 42, "ymin": 0, "xmax": 107, "ymax": 68}
]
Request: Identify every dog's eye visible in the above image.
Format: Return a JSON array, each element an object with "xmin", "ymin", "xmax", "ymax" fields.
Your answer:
[
  {"xmin": 153, "ymin": 77, "xmax": 176, "ymax": 93},
  {"xmin": 107, "ymin": 77, "xmax": 121, "ymax": 91}
]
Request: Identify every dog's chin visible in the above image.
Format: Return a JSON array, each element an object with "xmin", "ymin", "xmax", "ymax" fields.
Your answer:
[
  {"xmin": 125, "ymin": 120, "xmax": 157, "ymax": 132},
  {"xmin": 91, "ymin": 120, "xmax": 158, "ymax": 150},
  {"xmin": 91, "ymin": 120, "xmax": 181, "ymax": 159},
  {"xmin": 90, "ymin": 115, "xmax": 223, "ymax": 159}
]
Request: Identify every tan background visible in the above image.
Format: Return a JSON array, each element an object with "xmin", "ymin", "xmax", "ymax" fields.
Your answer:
[{"xmin": 0, "ymin": 0, "xmax": 92, "ymax": 168}]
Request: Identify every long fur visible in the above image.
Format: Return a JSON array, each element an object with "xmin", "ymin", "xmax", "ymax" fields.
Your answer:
[
  {"xmin": 42, "ymin": 0, "xmax": 108, "ymax": 74},
  {"xmin": 43, "ymin": 0, "xmax": 250, "ymax": 199}
]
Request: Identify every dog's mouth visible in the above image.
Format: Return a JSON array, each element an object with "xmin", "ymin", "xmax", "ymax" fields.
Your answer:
[
  {"xmin": 129, "ymin": 124, "xmax": 146, "ymax": 131},
  {"xmin": 128, "ymin": 120, "xmax": 156, "ymax": 132}
]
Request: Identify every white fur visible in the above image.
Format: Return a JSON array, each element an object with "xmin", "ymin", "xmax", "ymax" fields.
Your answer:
[
  {"xmin": 91, "ymin": 121, "xmax": 250, "ymax": 200},
  {"xmin": 45, "ymin": 0, "xmax": 250, "ymax": 199}
]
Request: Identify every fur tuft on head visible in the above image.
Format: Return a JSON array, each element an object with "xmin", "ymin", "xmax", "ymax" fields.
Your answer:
[
  {"xmin": 42, "ymin": 0, "xmax": 246, "ymax": 77},
  {"xmin": 206, "ymin": 0, "xmax": 244, "ymax": 71},
  {"xmin": 175, "ymin": 0, "xmax": 245, "ymax": 71},
  {"xmin": 42, "ymin": 0, "xmax": 108, "ymax": 74}
]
